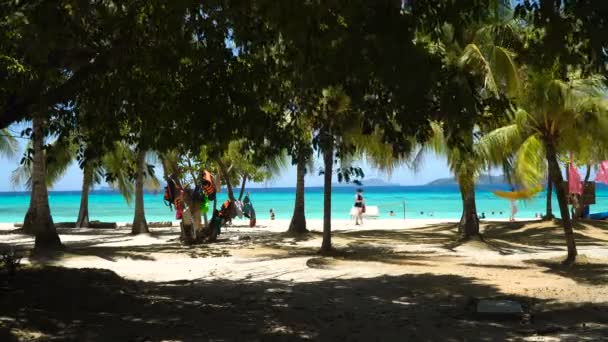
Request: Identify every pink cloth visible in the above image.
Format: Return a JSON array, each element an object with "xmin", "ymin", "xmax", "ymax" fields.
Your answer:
[
  {"xmin": 568, "ymin": 161, "xmax": 583, "ymax": 195},
  {"xmin": 595, "ymin": 161, "xmax": 608, "ymax": 184}
]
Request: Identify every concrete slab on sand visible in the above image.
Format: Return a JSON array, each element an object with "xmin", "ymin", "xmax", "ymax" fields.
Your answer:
[{"xmin": 476, "ymin": 299, "xmax": 524, "ymax": 317}]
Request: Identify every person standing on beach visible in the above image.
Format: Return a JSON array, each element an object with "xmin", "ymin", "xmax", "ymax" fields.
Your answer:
[
  {"xmin": 354, "ymin": 189, "xmax": 364, "ymax": 225},
  {"xmin": 510, "ymin": 200, "xmax": 517, "ymax": 221}
]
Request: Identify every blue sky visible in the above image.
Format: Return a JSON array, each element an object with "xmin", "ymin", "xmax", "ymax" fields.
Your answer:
[{"xmin": 0, "ymin": 124, "xmax": 454, "ymax": 191}]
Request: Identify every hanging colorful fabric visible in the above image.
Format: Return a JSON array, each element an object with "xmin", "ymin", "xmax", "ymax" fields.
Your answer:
[
  {"xmin": 595, "ymin": 161, "xmax": 608, "ymax": 184},
  {"xmin": 199, "ymin": 194, "xmax": 209, "ymax": 214},
  {"xmin": 568, "ymin": 159, "xmax": 583, "ymax": 195}
]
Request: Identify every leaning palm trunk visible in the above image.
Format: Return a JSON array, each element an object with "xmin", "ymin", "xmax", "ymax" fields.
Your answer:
[
  {"xmin": 458, "ymin": 183, "xmax": 479, "ymax": 239},
  {"xmin": 22, "ymin": 116, "xmax": 62, "ymax": 250},
  {"xmin": 321, "ymin": 142, "xmax": 333, "ymax": 252},
  {"xmin": 545, "ymin": 142, "xmax": 577, "ymax": 263},
  {"xmin": 131, "ymin": 149, "xmax": 149, "ymax": 234},
  {"xmin": 76, "ymin": 165, "xmax": 94, "ymax": 228},
  {"xmin": 544, "ymin": 176, "xmax": 554, "ymax": 220},
  {"xmin": 288, "ymin": 154, "xmax": 308, "ymax": 234}
]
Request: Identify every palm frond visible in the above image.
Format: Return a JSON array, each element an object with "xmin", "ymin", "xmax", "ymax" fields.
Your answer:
[
  {"xmin": 0, "ymin": 129, "xmax": 19, "ymax": 158},
  {"xmin": 476, "ymin": 123, "xmax": 522, "ymax": 165},
  {"xmin": 460, "ymin": 43, "xmax": 499, "ymax": 94},
  {"xmin": 44, "ymin": 136, "xmax": 77, "ymax": 187},
  {"xmin": 513, "ymin": 135, "xmax": 545, "ymax": 189},
  {"xmin": 102, "ymin": 142, "xmax": 135, "ymax": 205},
  {"xmin": 10, "ymin": 136, "xmax": 75, "ymax": 189}
]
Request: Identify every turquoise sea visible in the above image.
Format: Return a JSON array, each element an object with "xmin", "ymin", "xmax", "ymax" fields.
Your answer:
[{"xmin": 2, "ymin": 185, "xmax": 608, "ymax": 223}]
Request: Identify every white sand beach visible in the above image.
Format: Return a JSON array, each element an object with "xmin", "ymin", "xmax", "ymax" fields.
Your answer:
[
  {"xmin": 2, "ymin": 218, "xmax": 606, "ymax": 300},
  {"xmin": 2, "ymin": 218, "xmax": 608, "ymax": 340}
]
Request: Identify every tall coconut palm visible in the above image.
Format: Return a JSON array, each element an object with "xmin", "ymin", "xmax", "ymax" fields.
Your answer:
[
  {"xmin": 21, "ymin": 116, "xmax": 62, "ymax": 250},
  {"xmin": 314, "ymin": 86, "xmax": 356, "ymax": 252},
  {"xmin": 415, "ymin": 11, "xmax": 520, "ymax": 238},
  {"xmin": 14, "ymin": 122, "xmax": 74, "ymax": 243},
  {"xmin": 416, "ymin": 26, "xmax": 520, "ymax": 239},
  {"xmin": 131, "ymin": 148, "xmax": 148, "ymax": 234},
  {"xmin": 131, "ymin": 148, "xmax": 161, "ymax": 235},
  {"xmin": 287, "ymin": 144, "xmax": 313, "ymax": 234},
  {"xmin": 479, "ymin": 71, "xmax": 608, "ymax": 263}
]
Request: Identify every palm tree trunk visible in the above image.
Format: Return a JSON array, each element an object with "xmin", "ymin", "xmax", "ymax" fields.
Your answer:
[
  {"xmin": 544, "ymin": 175, "xmax": 554, "ymax": 220},
  {"xmin": 238, "ymin": 174, "xmax": 247, "ymax": 201},
  {"xmin": 23, "ymin": 116, "xmax": 62, "ymax": 250},
  {"xmin": 76, "ymin": 165, "xmax": 94, "ymax": 228},
  {"xmin": 288, "ymin": 153, "xmax": 308, "ymax": 234},
  {"xmin": 458, "ymin": 182, "xmax": 479, "ymax": 239},
  {"xmin": 546, "ymin": 142, "xmax": 577, "ymax": 263},
  {"xmin": 131, "ymin": 149, "xmax": 149, "ymax": 234},
  {"xmin": 321, "ymin": 142, "xmax": 333, "ymax": 252}
]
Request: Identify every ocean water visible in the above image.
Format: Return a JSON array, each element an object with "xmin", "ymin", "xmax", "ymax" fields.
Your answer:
[{"xmin": 1, "ymin": 185, "xmax": 608, "ymax": 223}]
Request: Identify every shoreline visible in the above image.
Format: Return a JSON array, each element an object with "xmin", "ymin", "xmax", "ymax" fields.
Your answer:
[{"xmin": 0, "ymin": 217, "xmax": 541, "ymax": 231}]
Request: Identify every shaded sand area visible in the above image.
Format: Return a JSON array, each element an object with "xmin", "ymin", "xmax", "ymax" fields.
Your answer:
[{"xmin": 1, "ymin": 219, "xmax": 607, "ymax": 341}]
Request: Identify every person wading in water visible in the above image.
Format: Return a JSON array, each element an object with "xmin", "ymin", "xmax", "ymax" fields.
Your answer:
[{"xmin": 354, "ymin": 188, "xmax": 364, "ymax": 225}]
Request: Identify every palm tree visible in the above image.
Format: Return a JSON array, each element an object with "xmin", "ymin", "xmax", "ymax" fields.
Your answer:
[
  {"xmin": 480, "ymin": 70, "xmax": 608, "ymax": 263},
  {"xmin": 415, "ymin": 9, "xmax": 520, "ymax": 238},
  {"xmin": 287, "ymin": 145, "xmax": 313, "ymax": 234},
  {"xmin": 131, "ymin": 148, "xmax": 148, "ymax": 234},
  {"xmin": 13, "ymin": 138, "xmax": 136, "ymax": 229},
  {"xmin": 76, "ymin": 143, "xmax": 136, "ymax": 228},
  {"xmin": 21, "ymin": 116, "xmax": 62, "ymax": 250},
  {"xmin": 315, "ymin": 86, "xmax": 355, "ymax": 252},
  {"xmin": 131, "ymin": 148, "xmax": 160, "ymax": 235},
  {"xmin": 217, "ymin": 139, "xmax": 288, "ymax": 202}
]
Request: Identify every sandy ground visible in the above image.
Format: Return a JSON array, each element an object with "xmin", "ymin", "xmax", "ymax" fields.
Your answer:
[{"xmin": 1, "ymin": 218, "xmax": 607, "ymax": 341}]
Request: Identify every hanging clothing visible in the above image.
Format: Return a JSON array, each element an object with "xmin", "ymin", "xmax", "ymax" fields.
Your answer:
[
  {"xmin": 175, "ymin": 198, "xmax": 184, "ymax": 220},
  {"xmin": 234, "ymin": 200, "xmax": 244, "ymax": 219},
  {"xmin": 568, "ymin": 161, "xmax": 583, "ymax": 195},
  {"xmin": 243, "ymin": 195, "xmax": 254, "ymax": 218}
]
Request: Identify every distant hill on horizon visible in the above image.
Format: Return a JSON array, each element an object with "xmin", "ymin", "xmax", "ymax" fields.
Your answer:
[
  {"xmin": 426, "ymin": 174, "xmax": 508, "ymax": 186},
  {"xmin": 333, "ymin": 177, "xmax": 400, "ymax": 187}
]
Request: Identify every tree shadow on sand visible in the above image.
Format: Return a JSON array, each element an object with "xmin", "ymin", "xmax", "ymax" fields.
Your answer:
[
  {"xmin": 1, "ymin": 266, "xmax": 607, "ymax": 341},
  {"xmin": 525, "ymin": 257, "xmax": 608, "ymax": 285}
]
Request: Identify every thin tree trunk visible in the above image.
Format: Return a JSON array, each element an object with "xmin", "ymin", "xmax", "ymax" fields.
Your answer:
[
  {"xmin": 76, "ymin": 165, "xmax": 94, "ymax": 228},
  {"xmin": 191, "ymin": 202, "xmax": 203, "ymax": 240},
  {"xmin": 544, "ymin": 175, "xmax": 554, "ymax": 220},
  {"xmin": 131, "ymin": 149, "xmax": 149, "ymax": 234},
  {"xmin": 238, "ymin": 174, "xmax": 247, "ymax": 201},
  {"xmin": 321, "ymin": 142, "xmax": 333, "ymax": 252},
  {"xmin": 458, "ymin": 182, "xmax": 479, "ymax": 239},
  {"xmin": 288, "ymin": 153, "xmax": 308, "ymax": 234},
  {"xmin": 546, "ymin": 142, "xmax": 577, "ymax": 263},
  {"xmin": 22, "ymin": 116, "xmax": 62, "ymax": 250},
  {"xmin": 217, "ymin": 160, "xmax": 235, "ymax": 201}
]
